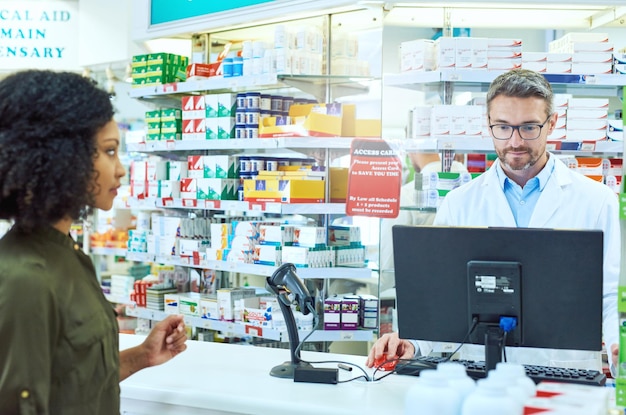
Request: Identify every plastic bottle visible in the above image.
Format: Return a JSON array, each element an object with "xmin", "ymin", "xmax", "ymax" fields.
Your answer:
[
  {"xmin": 461, "ymin": 377, "xmax": 523, "ymax": 415},
  {"xmin": 494, "ymin": 362, "xmax": 536, "ymax": 399},
  {"xmin": 486, "ymin": 370, "xmax": 528, "ymax": 407},
  {"xmin": 436, "ymin": 362, "xmax": 476, "ymax": 401},
  {"xmin": 404, "ymin": 369, "xmax": 463, "ymax": 415}
]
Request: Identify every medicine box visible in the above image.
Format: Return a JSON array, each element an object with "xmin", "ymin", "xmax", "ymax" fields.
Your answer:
[
  {"xmin": 217, "ymin": 288, "xmax": 256, "ymax": 321},
  {"xmin": 328, "ymin": 225, "xmax": 361, "ymax": 246},
  {"xmin": 293, "ymin": 226, "xmax": 326, "ymax": 247},
  {"xmin": 340, "ymin": 296, "xmax": 359, "ymax": 330},
  {"xmin": 164, "ymin": 294, "xmax": 179, "ymax": 314},
  {"xmin": 359, "ymin": 294, "xmax": 379, "ymax": 329},
  {"xmin": 324, "ymin": 297, "xmax": 342, "ymax": 330},
  {"xmin": 200, "ymin": 296, "xmax": 219, "ymax": 319},
  {"xmin": 258, "ymin": 224, "xmax": 295, "ymax": 246},
  {"xmin": 399, "ymin": 39, "xmax": 435, "ymax": 72},
  {"xmin": 179, "ymin": 294, "xmax": 201, "ymax": 317},
  {"xmin": 253, "ymin": 244, "xmax": 282, "ymax": 266}
]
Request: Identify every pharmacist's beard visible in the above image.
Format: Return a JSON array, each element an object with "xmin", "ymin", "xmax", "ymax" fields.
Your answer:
[{"xmin": 498, "ymin": 147, "xmax": 542, "ymax": 171}]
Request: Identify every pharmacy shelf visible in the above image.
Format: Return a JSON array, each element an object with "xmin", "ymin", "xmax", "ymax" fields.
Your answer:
[
  {"xmin": 128, "ymin": 74, "xmax": 282, "ymax": 99},
  {"xmin": 123, "ymin": 252, "xmax": 371, "ymax": 280},
  {"xmin": 126, "ymin": 138, "xmax": 278, "ymax": 153},
  {"xmin": 384, "ymin": 69, "xmax": 626, "ymax": 90},
  {"xmin": 403, "ymin": 137, "xmax": 623, "ymax": 156},
  {"xmin": 128, "ymin": 74, "xmax": 375, "ymax": 106},
  {"xmin": 105, "ymin": 294, "xmax": 135, "ymax": 305},
  {"xmin": 384, "ymin": 69, "xmax": 501, "ymax": 90},
  {"xmin": 127, "ymin": 197, "xmax": 348, "ymax": 215},
  {"xmin": 91, "ymin": 247, "xmax": 128, "ymax": 257},
  {"xmin": 126, "ymin": 136, "xmax": 361, "ymax": 154},
  {"xmin": 125, "ymin": 306, "xmax": 375, "ymax": 342}
]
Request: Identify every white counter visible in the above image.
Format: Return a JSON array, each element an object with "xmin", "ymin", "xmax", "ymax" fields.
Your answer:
[{"xmin": 119, "ymin": 334, "xmax": 417, "ymax": 415}]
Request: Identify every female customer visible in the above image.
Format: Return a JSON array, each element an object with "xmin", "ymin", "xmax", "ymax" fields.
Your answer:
[{"xmin": 0, "ymin": 70, "xmax": 188, "ymax": 414}]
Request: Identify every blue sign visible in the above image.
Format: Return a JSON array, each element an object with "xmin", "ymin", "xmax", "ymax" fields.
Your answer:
[{"xmin": 151, "ymin": 0, "xmax": 275, "ymax": 25}]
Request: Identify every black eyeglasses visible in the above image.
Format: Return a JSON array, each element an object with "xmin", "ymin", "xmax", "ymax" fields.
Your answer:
[{"xmin": 489, "ymin": 114, "xmax": 553, "ymax": 140}]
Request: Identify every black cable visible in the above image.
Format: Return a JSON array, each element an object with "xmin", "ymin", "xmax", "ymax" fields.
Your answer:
[
  {"xmin": 440, "ymin": 316, "xmax": 480, "ymax": 362},
  {"xmin": 502, "ymin": 331, "xmax": 508, "ymax": 362},
  {"xmin": 294, "ymin": 303, "xmax": 372, "ymax": 383},
  {"xmin": 294, "ymin": 303, "xmax": 320, "ymax": 360}
]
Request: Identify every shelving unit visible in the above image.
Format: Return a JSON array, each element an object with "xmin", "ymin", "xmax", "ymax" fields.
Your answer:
[
  {"xmin": 119, "ymin": 1, "xmax": 626, "ymax": 356},
  {"xmin": 116, "ymin": 8, "xmax": 386, "ymax": 347},
  {"xmin": 126, "ymin": 137, "xmax": 358, "ymax": 154},
  {"xmin": 129, "ymin": 74, "xmax": 375, "ymax": 106},
  {"xmin": 126, "ymin": 306, "xmax": 375, "ymax": 342},
  {"xmin": 92, "ymin": 247, "xmax": 128, "ymax": 257},
  {"xmin": 385, "ymin": 69, "xmax": 625, "ymax": 157},
  {"xmin": 124, "ymin": 250, "xmax": 373, "ymax": 279}
]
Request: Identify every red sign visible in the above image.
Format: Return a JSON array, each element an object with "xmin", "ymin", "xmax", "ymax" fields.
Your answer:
[{"xmin": 346, "ymin": 139, "xmax": 401, "ymax": 218}]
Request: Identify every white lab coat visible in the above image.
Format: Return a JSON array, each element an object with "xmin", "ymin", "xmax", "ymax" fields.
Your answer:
[{"xmin": 418, "ymin": 155, "xmax": 620, "ymax": 371}]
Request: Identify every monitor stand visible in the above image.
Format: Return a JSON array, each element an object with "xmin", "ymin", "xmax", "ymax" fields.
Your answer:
[{"xmin": 484, "ymin": 325, "xmax": 504, "ymax": 372}]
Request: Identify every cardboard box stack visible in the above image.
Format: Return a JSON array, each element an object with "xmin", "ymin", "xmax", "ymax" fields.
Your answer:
[{"xmin": 131, "ymin": 53, "xmax": 188, "ymax": 87}]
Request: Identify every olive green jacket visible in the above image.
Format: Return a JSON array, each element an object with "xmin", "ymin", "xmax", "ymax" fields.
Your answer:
[{"xmin": 0, "ymin": 225, "xmax": 120, "ymax": 414}]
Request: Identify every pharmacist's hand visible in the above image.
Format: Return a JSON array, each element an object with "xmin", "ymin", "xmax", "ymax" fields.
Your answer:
[
  {"xmin": 365, "ymin": 332, "xmax": 415, "ymax": 368},
  {"xmin": 143, "ymin": 314, "xmax": 188, "ymax": 367}
]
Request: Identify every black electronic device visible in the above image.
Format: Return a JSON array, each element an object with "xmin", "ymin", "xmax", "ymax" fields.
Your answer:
[
  {"xmin": 392, "ymin": 225, "xmax": 604, "ymax": 373},
  {"xmin": 394, "ymin": 356, "xmax": 606, "ymax": 386},
  {"xmin": 266, "ymin": 263, "xmax": 317, "ymax": 379}
]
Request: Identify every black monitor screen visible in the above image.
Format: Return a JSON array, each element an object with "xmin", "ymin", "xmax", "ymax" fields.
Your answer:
[{"xmin": 392, "ymin": 225, "xmax": 603, "ymax": 359}]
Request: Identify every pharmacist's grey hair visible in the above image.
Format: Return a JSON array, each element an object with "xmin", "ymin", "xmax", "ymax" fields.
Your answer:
[{"xmin": 486, "ymin": 69, "xmax": 554, "ymax": 117}]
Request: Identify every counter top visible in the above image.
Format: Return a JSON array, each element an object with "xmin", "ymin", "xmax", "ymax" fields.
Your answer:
[{"xmin": 119, "ymin": 334, "xmax": 417, "ymax": 415}]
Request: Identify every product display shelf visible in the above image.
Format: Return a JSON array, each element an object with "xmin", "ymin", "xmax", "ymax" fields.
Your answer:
[
  {"xmin": 125, "ymin": 305, "xmax": 375, "ymax": 342},
  {"xmin": 105, "ymin": 294, "xmax": 135, "ymax": 305},
  {"xmin": 388, "ymin": 68, "xmax": 626, "ymax": 157},
  {"xmin": 403, "ymin": 137, "xmax": 623, "ymax": 156},
  {"xmin": 126, "ymin": 138, "xmax": 278, "ymax": 153},
  {"xmin": 128, "ymin": 73, "xmax": 281, "ymax": 100},
  {"xmin": 125, "ymin": 197, "xmax": 347, "ymax": 215},
  {"xmin": 91, "ymin": 247, "xmax": 128, "ymax": 257},
  {"xmin": 124, "ymin": 251, "xmax": 372, "ymax": 280},
  {"xmin": 385, "ymin": 69, "xmax": 626, "ymax": 92},
  {"xmin": 129, "ymin": 74, "xmax": 376, "ymax": 104},
  {"xmin": 124, "ymin": 31, "xmax": 383, "ymax": 346},
  {"xmin": 126, "ymin": 136, "xmax": 357, "ymax": 154}
]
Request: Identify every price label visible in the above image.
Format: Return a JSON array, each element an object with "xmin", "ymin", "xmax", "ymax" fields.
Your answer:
[
  {"xmin": 584, "ymin": 75, "xmax": 597, "ymax": 85},
  {"xmin": 249, "ymin": 202, "xmax": 266, "ymax": 211},
  {"xmin": 182, "ymin": 199, "xmax": 197, "ymax": 208},
  {"xmin": 136, "ymin": 142, "xmax": 146, "ymax": 151},
  {"xmin": 161, "ymin": 198, "xmax": 174, "ymax": 207},
  {"xmin": 165, "ymin": 140, "xmax": 176, "ymax": 150},
  {"xmin": 339, "ymin": 332, "xmax": 355, "ymax": 340},
  {"xmin": 162, "ymin": 83, "xmax": 178, "ymax": 93},
  {"xmin": 545, "ymin": 141, "xmax": 561, "ymax": 151},
  {"xmin": 580, "ymin": 141, "xmax": 597, "ymax": 152},
  {"xmin": 245, "ymin": 325, "xmax": 263, "ymax": 337},
  {"xmin": 205, "ymin": 200, "xmax": 221, "ymax": 209}
]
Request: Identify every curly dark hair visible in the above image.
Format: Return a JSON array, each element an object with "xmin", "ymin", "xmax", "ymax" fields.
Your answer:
[{"xmin": 0, "ymin": 70, "xmax": 114, "ymax": 230}]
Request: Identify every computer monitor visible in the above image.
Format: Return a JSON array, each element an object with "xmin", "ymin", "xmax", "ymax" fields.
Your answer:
[{"xmin": 392, "ymin": 225, "xmax": 603, "ymax": 371}]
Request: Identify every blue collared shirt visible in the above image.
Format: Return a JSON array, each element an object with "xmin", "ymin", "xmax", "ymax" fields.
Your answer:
[{"xmin": 495, "ymin": 154, "xmax": 556, "ymax": 227}]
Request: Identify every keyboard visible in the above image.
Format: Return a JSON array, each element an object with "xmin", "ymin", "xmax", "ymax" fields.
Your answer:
[{"xmin": 394, "ymin": 355, "xmax": 607, "ymax": 387}]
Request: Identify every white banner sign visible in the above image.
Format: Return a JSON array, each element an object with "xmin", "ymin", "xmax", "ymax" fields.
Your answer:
[{"xmin": 0, "ymin": 1, "xmax": 79, "ymax": 71}]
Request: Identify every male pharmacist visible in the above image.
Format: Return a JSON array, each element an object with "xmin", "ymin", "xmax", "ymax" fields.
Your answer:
[{"xmin": 367, "ymin": 68, "xmax": 619, "ymax": 374}]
